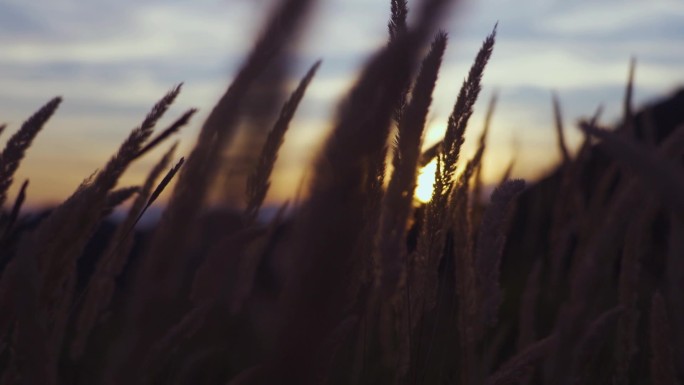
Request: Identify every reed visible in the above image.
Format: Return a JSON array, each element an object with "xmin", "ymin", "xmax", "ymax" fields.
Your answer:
[
  {"xmin": 104, "ymin": 1, "xmax": 316, "ymax": 379},
  {"xmin": 475, "ymin": 178, "xmax": 525, "ymax": 327},
  {"xmin": 472, "ymin": 92, "xmax": 498, "ymax": 205},
  {"xmin": 377, "ymin": 31, "xmax": 447, "ymax": 300},
  {"xmin": 245, "ymin": 60, "xmax": 321, "ymax": 222},
  {"xmin": 0, "ymin": 97, "xmax": 61, "ymax": 208},
  {"xmin": 551, "ymin": 93, "xmax": 570, "ymax": 164},
  {"xmin": 649, "ymin": 293, "xmax": 677, "ymax": 385},
  {"xmin": 70, "ymin": 143, "xmax": 178, "ymax": 360},
  {"xmin": 0, "ymin": 1, "xmax": 682, "ymax": 384},
  {"xmin": 1, "ymin": 179, "xmax": 28, "ymax": 243}
]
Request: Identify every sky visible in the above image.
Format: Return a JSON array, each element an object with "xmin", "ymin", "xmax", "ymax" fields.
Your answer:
[{"xmin": 1, "ymin": 0, "xmax": 683, "ymax": 208}]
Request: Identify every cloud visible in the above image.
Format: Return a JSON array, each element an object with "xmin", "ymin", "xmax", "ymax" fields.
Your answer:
[
  {"xmin": 0, "ymin": 3, "xmax": 50, "ymax": 36},
  {"xmin": 538, "ymin": 2, "xmax": 684, "ymax": 37}
]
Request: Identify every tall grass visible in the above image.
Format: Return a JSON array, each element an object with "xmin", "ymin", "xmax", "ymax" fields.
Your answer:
[{"xmin": 0, "ymin": 0, "xmax": 682, "ymax": 384}]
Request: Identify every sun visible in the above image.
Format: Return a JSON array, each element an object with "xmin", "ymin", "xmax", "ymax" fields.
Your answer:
[{"xmin": 414, "ymin": 159, "xmax": 437, "ymax": 203}]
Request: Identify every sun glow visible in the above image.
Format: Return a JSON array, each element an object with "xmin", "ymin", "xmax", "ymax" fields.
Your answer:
[{"xmin": 415, "ymin": 159, "xmax": 437, "ymax": 203}]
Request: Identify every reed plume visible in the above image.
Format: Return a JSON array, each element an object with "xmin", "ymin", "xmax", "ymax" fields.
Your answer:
[
  {"xmin": 441, "ymin": 24, "xmax": 496, "ymax": 183},
  {"xmin": 125, "ymin": 0, "xmax": 316, "ymax": 308},
  {"xmin": 272, "ymin": 31, "xmax": 418, "ymax": 385},
  {"xmin": 0, "ymin": 97, "xmax": 61, "ymax": 208},
  {"xmin": 245, "ymin": 60, "xmax": 321, "ymax": 222},
  {"xmin": 0, "ymin": 85, "xmax": 189, "ymax": 382},
  {"xmin": 377, "ymin": 31, "xmax": 447, "ymax": 299},
  {"xmin": 108, "ymin": 1, "xmax": 316, "ymax": 381},
  {"xmin": 270, "ymin": 1, "xmax": 454, "ymax": 381},
  {"xmin": 70, "ymin": 143, "xmax": 178, "ymax": 360},
  {"xmin": 413, "ymin": 24, "xmax": 497, "ymax": 317}
]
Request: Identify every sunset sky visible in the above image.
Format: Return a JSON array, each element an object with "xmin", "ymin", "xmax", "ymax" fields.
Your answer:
[{"xmin": 2, "ymin": 0, "xmax": 683, "ymax": 208}]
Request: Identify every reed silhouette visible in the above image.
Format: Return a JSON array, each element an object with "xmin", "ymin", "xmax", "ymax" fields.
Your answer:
[{"xmin": 0, "ymin": 0, "xmax": 682, "ymax": 384}]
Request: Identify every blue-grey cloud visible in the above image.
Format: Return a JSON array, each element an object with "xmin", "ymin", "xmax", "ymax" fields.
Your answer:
[{"xmin": 0, "ymin": 3, "xmax": 50, "ymax": 36}]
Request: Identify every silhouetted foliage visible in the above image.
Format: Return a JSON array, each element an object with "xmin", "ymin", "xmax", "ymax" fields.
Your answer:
[{"xmin": 0, "ymin": 1, "xmax": 682, "ymax": 384}]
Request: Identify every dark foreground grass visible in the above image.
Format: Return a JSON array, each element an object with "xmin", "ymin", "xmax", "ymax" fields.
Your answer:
[{"xmin": 0, "ymin": 0, "xmax": 682, "ymax": 384}]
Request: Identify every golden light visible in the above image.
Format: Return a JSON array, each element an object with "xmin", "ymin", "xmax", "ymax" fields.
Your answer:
[{"xmin": 415, "ymin": 159, "xmax": 437, "ymax": 203}]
